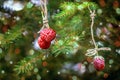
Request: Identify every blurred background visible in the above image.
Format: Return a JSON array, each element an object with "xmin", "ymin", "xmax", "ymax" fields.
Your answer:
[{"xmin": 0, "ymin": 0, "xmax": 120, "ymax": 80}]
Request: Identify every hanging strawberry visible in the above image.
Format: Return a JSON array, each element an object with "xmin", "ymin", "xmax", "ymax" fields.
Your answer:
[
  {"xmin": 93, "ymin": 56, "xmax": 105, "ymax": 71},
  {"xmin": 40, "ymin": 28, "xmax": 56, "ymax": 42},
  {"xmin": 38, "ymin": 37, "xmax": 51, "ymax": 49},
  {"xmin": 37, "ymin": 0, "xmax": 56, "ymax": 49}
]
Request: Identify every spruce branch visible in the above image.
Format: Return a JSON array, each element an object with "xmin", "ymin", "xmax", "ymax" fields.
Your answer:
[
  {"xmin": 14, "ymin": 53, "xmax": 44, "ymax": 74},
  {"xmin": 0, "ymin": 26, "xmax": 23, "ymax": 48},
  {"xmin": 54, "ymin": 2, "xmax": 76, "ymax": 19},
  {"xmin": 52, "ymin": 36, "xmax": 80, "ymax": 57}
]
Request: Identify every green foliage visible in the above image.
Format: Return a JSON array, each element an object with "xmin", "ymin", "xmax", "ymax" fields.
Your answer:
[
  {"xmin": 51, "ymin": 34, "xmax": 81, "ymax": 57},
  {"xmin": 26, "ymin": 2, "xmax": 34, "ymax": 9},
  {"xmin": 14, "ymin": 58, "xmax": 34, "ymax": 74},
  {"xmin": 14, "ymin": 53, "xmax": 42, "ymax": 74},
  {"xmin": 54, "ymin": 2, "xmax": 98, "ymax": 19},
  {"xmin": 54, "ymin": 1, "xmax": 98, "ymax": 39},
  {"xmin": 0, "ymin": 26, "xmax": 23, "ymax": 48},
  {"xmin": 77, "ymin": 2, "xmax": 98, "ymax": 10},
  {"xmin": 55, "ymin": 2, "xmax": 76, "ymax": 18},
  {"xmin": 51, "ymin": 1, "xmax": 98, "ymax": 57}
]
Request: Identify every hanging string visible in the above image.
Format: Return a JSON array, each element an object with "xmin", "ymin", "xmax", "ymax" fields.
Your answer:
[
  {"xmin": 88, "ymin": 6, "xmax": 98, "ymax": 50},
  {"xmin": 85, "ymin": 6, "xmax": 111, "ymax": 57},
  {"xmin": 38, "ymin": 0, "xmax": 49, "ymax": 33}
]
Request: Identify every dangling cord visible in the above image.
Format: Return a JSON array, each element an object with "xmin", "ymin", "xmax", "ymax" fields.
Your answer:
[
  {"xmin": 38, "ymin": 0, "xmax": 50, "ymax": 33},
  {"xmin": 88, "ymin": 6, "xmax": 98, "ymax": 55},
  {"xmin": 85, "ymin": 6, "xmax": 111, "ymax": 57}
]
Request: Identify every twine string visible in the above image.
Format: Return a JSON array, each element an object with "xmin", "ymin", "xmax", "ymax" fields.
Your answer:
[
  {"xmin": 38, "ymin": 0, "xmax": 49, "ymax": 33},
  {"xmin": 85, "ymin": 6, "xmax": 111, "ymax": 57}
]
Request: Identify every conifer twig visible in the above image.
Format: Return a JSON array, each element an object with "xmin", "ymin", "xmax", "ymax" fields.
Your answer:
[{"xmin": 14, "ymin": 53, "xmax": 44, "ymax": 74}]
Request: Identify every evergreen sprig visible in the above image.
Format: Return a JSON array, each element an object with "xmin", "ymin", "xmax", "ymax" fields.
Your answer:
[
  {"xmin": 54, "ymin": 2, "xmax": 98, "ymax": 19},
  {"xmin": 14, "ymin": 53, "xmax": 42, "ymax": 74},
  {"xmin": 0, "ymin": 26, "xmax": 23, "ymax": 48},
  {"xmin": 77, "ymin": 2, "xmax": 98, "ymax": 11},
  {"xmin": 55, "ymin": 2, "xmax": 77, "ymax": 18},
  {"xmin": 14, "ymin": 58, "xmax": 34, "ymax": 74},
  {"xmin": 52, "ymin": 36, "xmax": 80, "ymax": 57}
]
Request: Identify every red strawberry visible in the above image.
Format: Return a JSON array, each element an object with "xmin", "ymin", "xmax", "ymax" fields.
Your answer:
[
  {"xmin": 40, "ymin": 28, "xmax": 56, "ymax": 42},
  {"xmin": 38, "ymin": 37, "xmax": 51, "ymax": 49},
  {"xmin": 93, "ymin": 56, "xmax": 105, "ymax": 71}
]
